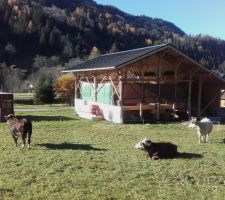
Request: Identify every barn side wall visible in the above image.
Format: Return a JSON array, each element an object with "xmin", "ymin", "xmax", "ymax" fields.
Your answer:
[
  {"xmin": 75, "ymin": 99, "xmax": 123, "ymax": 123},
  {"xmin": 202, "ymin": 85, "xmax": 221, "ymax": 115}
]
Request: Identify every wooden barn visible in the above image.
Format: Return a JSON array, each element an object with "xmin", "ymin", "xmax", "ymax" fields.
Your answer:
[
  {"xmin": 62, "ymin": 44, "xmax": 225, "ymax": 123},
  {"xmin": 0, "ymin": 92, "xmax": 14, "ymax": 122}
]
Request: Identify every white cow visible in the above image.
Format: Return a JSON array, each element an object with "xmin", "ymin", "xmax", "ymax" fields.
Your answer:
[{"xmin": 189, "ymin": 117, "xmax": 213, "ymax": 143}]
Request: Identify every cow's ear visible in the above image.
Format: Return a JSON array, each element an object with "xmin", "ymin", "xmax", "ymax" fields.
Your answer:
[{"xmin": 145, "ymin": 140, "xmax": 151, "ymax": 145}]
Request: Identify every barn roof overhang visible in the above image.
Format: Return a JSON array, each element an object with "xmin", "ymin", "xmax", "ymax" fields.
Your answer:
[{"xmin": 62, "ymin": 44, "xmax": 225, "ymax": 85}]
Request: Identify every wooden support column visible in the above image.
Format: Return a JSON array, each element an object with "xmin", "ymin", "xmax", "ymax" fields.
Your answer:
[
  {"xmin": 174, "ymin": 60, "xmax": 182, "ymax": 103},
  {"xmin": 118, "ymin": 76, "xmax": 123, "ymax": 106},
  {"xmin": 74, "ymin": 77, "xmax": 77, "ymax": 99},
  {"xmin": 173, "ymin": 70, "xmax": 177, "ymax": 119},
  {"xmin": 93, "ymin": 76, "xmax": 97, "ymax": 102},
  {"xmin": 74, "ymin": 74, "xmax": 81, "ymax": 100},
  {"xmin": 174, "ymin": 69, "xmax": 177, "ymax": 102},
  {"xmin": 156, "ymin": 53, "xmax": 162, "ymax": 120},
  {"xmin": 140, "ymin": 67, "xmax": 145, "ymax": 122},
  {"xmin": 197, "ymin": 76, "xmax": 202, "ymax": 117},
  {"xmin": 187, "ymin": 72, "xmax": 192, "ymax": 118}
]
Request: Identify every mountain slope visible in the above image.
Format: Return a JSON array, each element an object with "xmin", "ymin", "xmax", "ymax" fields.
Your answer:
[{"xmin": 0, "ymin": 0, "xmax": 225, "ymax": 73}]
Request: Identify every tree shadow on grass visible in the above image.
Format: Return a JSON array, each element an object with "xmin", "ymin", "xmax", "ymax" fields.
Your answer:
[
  {"xmin": 16, "ymin": 115, "xmax": 77, "ymax": 122},
  {"xmin": 177, "ymin": 152, "xmax": 203, "ymax": 159},
  {"xmin": 37, "ymin": 143, "xmax": 107, "ymax": 151}
]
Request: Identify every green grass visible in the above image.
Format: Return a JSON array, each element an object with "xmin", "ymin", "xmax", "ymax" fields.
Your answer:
[
  {"xmin": 13, "ymin": 93, "xmax": 68, "ymax": 108},
  {"xmin": 1, "ymin": 109, "xmax": 225, "ymax": 200}
]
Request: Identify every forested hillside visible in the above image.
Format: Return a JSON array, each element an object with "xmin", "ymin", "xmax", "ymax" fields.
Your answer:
[{"xmin": 1, "ymin": 0, "xmax": 225, "ymax": 92}]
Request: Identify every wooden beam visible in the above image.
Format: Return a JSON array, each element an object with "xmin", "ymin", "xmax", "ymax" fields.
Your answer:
[
  {"xmin": 201, "ymin": 74, "xmax": 212, "ymax": 83},
  {"xmin": 197, "ymin": 76, "xmax": 202, "ymax": 117},
  {"xmin": 156, "ymin": 53, "xmax": 162, "ymax": 120},
  {"xmin": 174, "ymin": 59, "xmax": 182, "ymax": 103},
  {"xmin": 119, "ymin": 76, "xmax": 123, "ymax": 106},
  {"xmin": 96, "ymin": 76, "xmax": 107, "ymax": 94},
  {"xmin": 140, "ymin": 66, "xmax": 145, "ymax": 122},
  {"xmin": 74, "ymin": 79, "xmax": 78, "ymax": 99},
  {"xmin": 199, "ymin": 90, "xmax": 225, "ymax": 117},
  {"xmin": 93, "ymin": 76, "xmax": 97, "ymax": 102},
  {"xmin": 121, "ymin": 77, "xmax": 193, "ymax": 83},
  {"xmin": 109, "ymin": 75, "xmax": 120, "ymax": 101},
  {"xmin": 187, "ymin": 72, "xmax": 192, "ymax": 118}
]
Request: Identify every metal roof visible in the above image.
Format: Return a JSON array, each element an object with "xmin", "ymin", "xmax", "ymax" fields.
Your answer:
[
  {"xmin": 61, "ymin": 44, "xmax": 225, "ymax": 84},
  {"xmin": 62, "ymin": 44, "xmax": 168, "ymax": 72}
]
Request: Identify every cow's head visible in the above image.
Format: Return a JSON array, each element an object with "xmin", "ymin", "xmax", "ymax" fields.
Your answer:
[
  {"xmin": 135, "ymin": 138, "xmax": 152, "ymax": 150},
  {"xmin": 188, "ymin": 117, "xmax": 197, "ymax": 128},
  {"xmin": 4, "ymin": 114, "xmax": 14, "ymax": 122}
]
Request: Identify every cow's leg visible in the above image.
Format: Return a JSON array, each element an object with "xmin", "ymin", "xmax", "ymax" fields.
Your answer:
[
  {"xmin": 205, "ymin": 133, "xmax": 209, "ymax": 142},
  {"xmin": 21, "ymin": 133, "xmax": 26, "ymax": 149},
  {"xmin": 203, "ymin": 135, "xmax": 206, "ymax": 143},
  {"xmin": 198, "ymin": 135, "xmax": 201, "ymax": 143},
  {"xmin": 148, "ymin": 152, "xmax": 153, "ymax": 159},
  {"xmin": 26, "ymin": 135, "xmax": 31, "ymax": 150},
  {"xmin": 151, "ymin": 152, "xmax": 159, "ymax": 160},
  {"xmin": 197, "ymin": 131, "xmax": 201, "ymax": 143},
  {"xmin": 12, "ymin": 135, "xmax": 18, "ymax": 146}
]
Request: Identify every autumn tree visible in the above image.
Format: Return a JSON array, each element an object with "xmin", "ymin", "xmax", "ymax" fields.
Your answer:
[{"xmin": 56, "ymin": 73, "xmax": 75, "ymax": 105}]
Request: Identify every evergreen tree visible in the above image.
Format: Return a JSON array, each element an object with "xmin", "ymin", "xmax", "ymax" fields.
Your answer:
[
  {"xmin": 34, "ymin": 74, "xmax": 56, "ymax": 105},
  {"xmin": 89, "ymin": 46, "xmax": 101, "ymax": 59},
  {"xmin": 109, "ymin": 42, "xmax": 118, "ymax": 53}
]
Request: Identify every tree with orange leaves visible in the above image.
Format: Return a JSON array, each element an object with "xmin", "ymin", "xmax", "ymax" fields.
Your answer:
[{"xmin": 56, "ymin": 73, "xmax": 75, "ymax": 105}]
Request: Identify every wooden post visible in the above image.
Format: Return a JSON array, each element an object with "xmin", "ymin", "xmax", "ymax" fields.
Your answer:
[
  {"xmin": 197, "ymin": 76, "xmax": 202, "ymax": 117},
  {"xmin": 74, "ymin": 74, "xmax": 80, "ymax": 107},
  {"xmin": 140, "ymin": 67, "xmax": 145, "ymax": 122},
  {"xmin": 187, "ymin": 72, "xmax": 192, "ymax": 118},
  {"xmin": 156, "ymin": 53, "xmax": 162, "ymax": 120},
  {"xmin": 93, "ymin": 76, "xmax": 97, "ymax": 102},
  {"xmin": 119, "ymin": 75, "xmax": 124, "ymax": 123},
  {"xmin": 174, "ymin": 60, "xmax": 181, "ymax": 105},
  {"xmin": 174, "ymin": 70, "xmax": 177, "ymax": 102},
  {"xmin": 74, "ymin": 74, "xmax": 79, "ymax": 99},
  {"xmin": 119, "ymin": 76, "xmax": 123, "ymax": 106},
  {"xmin": 156, "ymin": 103, "xmax": 160, "ymax": 121}
]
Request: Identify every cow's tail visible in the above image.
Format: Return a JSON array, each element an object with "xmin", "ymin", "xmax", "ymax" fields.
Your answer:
[
  {"xmin": 27, "ymin": 120, "xmax": 32, "ymax": 149},
  {"xmin": 27, "ymin": 120, "xmax": 32, "ymax": 136}
]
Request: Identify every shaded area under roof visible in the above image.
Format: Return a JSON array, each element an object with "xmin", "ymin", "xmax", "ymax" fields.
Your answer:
[{"xmin": 62, "ymin": 44, "xmax": 168, "ymax": 72}]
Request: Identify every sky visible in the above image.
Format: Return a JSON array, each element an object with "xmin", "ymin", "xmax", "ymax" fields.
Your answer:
[{"xmin": 95, "ymin": 0, "xmax": 225, "ymax": 40}]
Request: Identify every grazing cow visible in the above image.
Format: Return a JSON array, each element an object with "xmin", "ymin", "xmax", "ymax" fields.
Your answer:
[
  {"xmin": 5, "ymin": 114, "xmax": 32, "ymax": 149},
  {"xmin": 135, "ymin": 138, "xmax": 178, "ymax": 159},
  {"xmin": 188, "ymin": 117, "xmax": 213, "ymax": 143}
]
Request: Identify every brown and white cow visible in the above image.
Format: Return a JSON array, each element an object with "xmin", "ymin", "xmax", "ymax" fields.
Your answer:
[
  {"xmin": 135, "ymin": 138, "xmax": 178, "ymax": 159},
  {"xmin": 5, "ymin": 114, "xmax": 32, "ymax": 149}
]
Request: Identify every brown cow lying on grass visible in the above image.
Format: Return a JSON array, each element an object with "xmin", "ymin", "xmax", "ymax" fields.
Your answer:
[
  {"xmin": 5, "ymin": 114, "xmax": 32, "ymax": 149},
  {"xmin": 135, "ymin": 138, "xmax": 178, "ymax": 160}
]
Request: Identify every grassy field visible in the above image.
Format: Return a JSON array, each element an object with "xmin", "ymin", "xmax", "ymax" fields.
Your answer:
[
  {"xmin": 13, "ymin": 93, "xmax": 68, "ymax": 109},
  {"xmin": 1, "ymin": 108, "xmax": 225, "ymax": 200}
]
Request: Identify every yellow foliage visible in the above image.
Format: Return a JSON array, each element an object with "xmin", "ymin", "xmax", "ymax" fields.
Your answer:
[
  {"xmin": 27, "ymin": 20, "xmax": 33, "ymax": 32},
  {"xmin": 56, "ymin": 73, "xmax": 75, "ymax": 98},
  {"xmin": 8, "ymin": 0, "xmax": 18, "ymax": 6},
  {"xmin": 13, "ymin": 5, "xmax": 19, "ymax": 15},
  {"xmin": 145, "ymin": 38, "xmax": 153, "ymax": 46}
]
